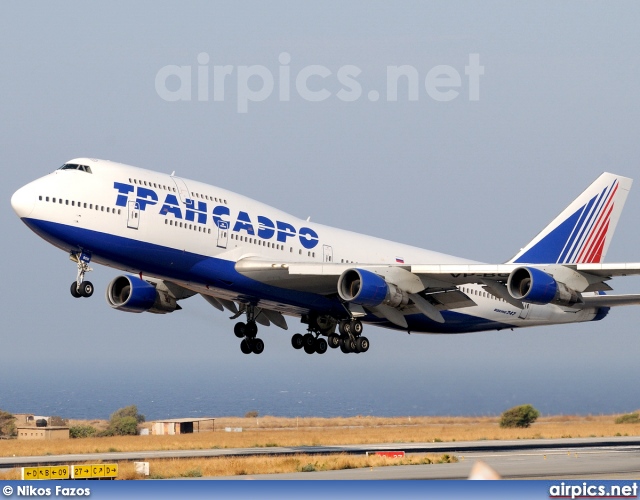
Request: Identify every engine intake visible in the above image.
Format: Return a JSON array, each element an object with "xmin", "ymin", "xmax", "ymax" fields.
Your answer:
[
  {"xmin": 106, "ymin": 275, "xmax": 180, "ymax": 314},
  {"xmin": 337, "ymin": 268, "xmax": 409, "ymax": 308},
  {"xmin": 507, "ymin": 267, "xmax": 581, "ymax": 306}
]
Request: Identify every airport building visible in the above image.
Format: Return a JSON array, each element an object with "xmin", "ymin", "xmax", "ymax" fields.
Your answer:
[
  {"xmin": 151, "ymin": 418, "xmax": 215, "ymax": 435},
  {"xmin": 17, "ymin": 426, "xmax": 70, "ymax": 440}
]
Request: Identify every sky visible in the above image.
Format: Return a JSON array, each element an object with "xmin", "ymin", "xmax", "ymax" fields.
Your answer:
[{"xmin": 2, "ymin": 1, "xmax": 640, "ymax": 418}]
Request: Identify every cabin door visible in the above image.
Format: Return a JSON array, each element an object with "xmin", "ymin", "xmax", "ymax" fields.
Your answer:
[
  {"xmin": 217, "ymin": 221, "xmax": 229, "ymax": 249},
  {"xmin": 127, "ymin": 201, "xmax": 140, "ymax": 229}
]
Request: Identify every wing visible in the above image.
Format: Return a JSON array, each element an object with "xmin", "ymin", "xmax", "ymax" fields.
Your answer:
[{"xmin": 235, "ymin": 258, "xmax": 640, "ymax": 319}]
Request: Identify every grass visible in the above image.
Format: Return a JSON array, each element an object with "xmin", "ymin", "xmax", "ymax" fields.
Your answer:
[
  {"xmin": 0, "ymin": 453, "xmax": 455, "ymax": 480},
  {"xmin": 1, "ymin": 414, "xmax": 638, "ymax": 458}
]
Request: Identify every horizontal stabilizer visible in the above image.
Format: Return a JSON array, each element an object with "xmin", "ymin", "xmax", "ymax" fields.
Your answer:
[{"xmin": 579, "ymin": 294, "xmax": 640, "ymax": 308}]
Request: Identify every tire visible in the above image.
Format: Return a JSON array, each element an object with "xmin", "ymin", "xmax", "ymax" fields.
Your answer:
[
  {"xmin": 351, "ymin": 320, "xmax": 363, "ymax": 335},
  {"xmin": 356, "ymin": 336, "xmax": 369, "ymax": 353},
  {"xmin": 340, "ymin": 338, "xmax": 355, "ymax": 353},
  {"xmin": 304, "ymin": 343, "xmax": 315, "ymax": 354},
  {"xmin": 240, "ymin": 339, "xmax": 252, "ymax": 354},
  {"xmin": 245, "ymin": 321, "xmax": 258, "ymax": 338},
  {"xmin": 251, "ymin": 338, "xmax": 265, "ymax": 354},
  {"xmin": 80, "ymin": 281, "xmax": 94, "ymax": 298},
  {"xmin": 315, "ymin": 338, "xmax": 328, "ymax": 354},
  {"xmin": 338, "ymin": 321, "xmax": 351, "ymax": 336},
  {"xmin": 70, "ymin": 282, "xmax": 81, "ymax": 298},
  {"xmin": 234, "ymin": 322, "xmax": 246, "ymax": 338},
  {"xmin": 303, "ymin": 333, "xmax": 315, "ymax": 348},
  {"xmin": 327, "ymin": 334, "xmax": 341, "ymax": 349},
  {"xmin": 291, "ymin": 333, "xmax": 304, "ymax": 349}
]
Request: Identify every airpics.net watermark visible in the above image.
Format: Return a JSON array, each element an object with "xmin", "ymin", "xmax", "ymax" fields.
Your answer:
[{"xmin": 155, "ymin": 52, "xmax": 484, "ymax": 113}]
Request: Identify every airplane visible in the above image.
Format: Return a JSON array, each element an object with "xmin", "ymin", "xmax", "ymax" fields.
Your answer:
[{"xmin": 11, "ymin": 158, "xmax": 640, "ymax": 355}]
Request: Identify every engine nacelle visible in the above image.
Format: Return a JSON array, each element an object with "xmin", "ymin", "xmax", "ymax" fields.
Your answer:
[
  {"xmin": 507, "ymin": 267, "xmax": 581, "ymax": 306},
  {"xmin": 337, "ymin": 268, "xmax": 409, "ymax": 308},
  {"xmin": 106, "ymin": 275, "xmax": 179, "ymax": 314}
]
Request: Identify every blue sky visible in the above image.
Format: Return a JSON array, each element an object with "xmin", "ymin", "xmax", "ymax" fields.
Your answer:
[{"xmin": 2, "ymin": 1, "xmax": 640, "ymax": 417}]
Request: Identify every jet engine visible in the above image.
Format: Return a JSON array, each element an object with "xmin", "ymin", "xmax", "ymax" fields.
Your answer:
[
  {"xmin": 337, "ymin": 268, "xmax": 409, "ymax": 308},
  {"xmin": 507, "ymin": 267, "xmax": 581, "ymax": 306},
  {"xmin": 106, "ymin": 275, "xmax": 181, "ymax": 314}
]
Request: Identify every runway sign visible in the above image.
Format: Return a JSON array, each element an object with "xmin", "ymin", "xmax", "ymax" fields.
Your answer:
[
  {"xmin": 72, "ymin": 464, "xmax": 118, "ymax": 479},
  {"xmin": 21, "ymin": 465, "xmax": 69, "ymax": 480}
]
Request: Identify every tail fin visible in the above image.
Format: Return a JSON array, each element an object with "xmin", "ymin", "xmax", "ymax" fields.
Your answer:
[{"xmin": 508, "ymin": 173, "xmax": 632, "ymax": 265}]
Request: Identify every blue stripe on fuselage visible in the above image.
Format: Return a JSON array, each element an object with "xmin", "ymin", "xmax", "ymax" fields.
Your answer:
[{"xmin": 21, "ymin": 217, "xmax": 515, "ymax": 334}]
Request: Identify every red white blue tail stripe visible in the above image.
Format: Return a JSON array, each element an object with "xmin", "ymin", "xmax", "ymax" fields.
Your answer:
[
  {"xmin": 558, "ymin": 180, "xmax": 618, "ymax": 264},
  {"xmin": 509, "ymin": 173, "xmax": 632, "ymax": 265}
]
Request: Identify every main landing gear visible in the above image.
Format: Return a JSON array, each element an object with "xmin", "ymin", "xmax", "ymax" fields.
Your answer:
[
  {"xmin": 233, "ymin": 305, "xmax": 265, "ymax": 354},
  {"xmin": 69, "ymin": 252, "xmax": 94, "ymax": 298},
  {"xmin": 290, "ymin": 333, "xmax": 328, "ymax": 354},
  {"xmin": 337, "ymin": 319, "xmax": 369, "ymax": 354},
  {"xmin": 290, "ymin": 318, "xmax": 370, "ymax": 355}
]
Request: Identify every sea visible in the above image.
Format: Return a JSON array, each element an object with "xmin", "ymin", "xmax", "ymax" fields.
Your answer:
[{"xmin": 1, "ymin": 351, "xmax": 637, "ymax": 421}]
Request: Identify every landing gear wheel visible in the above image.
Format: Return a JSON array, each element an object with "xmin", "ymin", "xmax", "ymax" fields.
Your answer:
[
  {"xmin": 251, "ymin": 338, "xmax": 265, "ymax": 354},
  {"xmin": 70, "ymin": 282, "xmax": 82, "ymax": 298},
  {"xmin": 245, "ymin": 321, "xmax": 258, "ymax": 338},
  {"xmin": 304, "ymin": 343, "xmax": 316, "ymax": 354},
  {"xmin": 79, "ymin": 281, "xmax": 94, "ymax": 298},
  {"xmin": 327, "ymin": 334, "xmax": 341, "ymax": 349},
  {"xmin": 303, "ymin": 333, "xmax": 315, "ymax": 349},
  {"xmin": 291, "ymin": 333, "xmax": 304, "ymax": 349},
  {"xmin": 351, "ymin": 319, "xmax": 363, "ymax": 335},
  {"xmin": 234, "ymin": 322, "xmax": 246, "ymax": 338},
  {"xmin": 240, "ymin": 338, "xmax": 252, "ymax": 354},
  {"xmin": 356, "ymin": 336, "xmax": 369, "ymax": 353},
  {"xmin": 338, "ymin": 321, "xmax": 352, "ymax": 336},
  {"xmin": 315, "ymin": 338, "xmax": 328, "ymax": 354},
  {"xmin": 341, "ymin": 337, "xmax": 356, "ymax": 353}
]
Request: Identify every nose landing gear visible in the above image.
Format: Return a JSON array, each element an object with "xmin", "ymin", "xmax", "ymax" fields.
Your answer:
[{"xmin": 69, "ymin": 252, "xmax": 94, "ymax": 298}]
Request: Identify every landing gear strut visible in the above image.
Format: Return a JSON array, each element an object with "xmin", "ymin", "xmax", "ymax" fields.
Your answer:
[
  {"xmin": 69, "ymin": 252, "xmax": 94, "ymax": 298},
  {"xmin": 233, "ymin": 305, "xmax": 265, "ymax": 354}
]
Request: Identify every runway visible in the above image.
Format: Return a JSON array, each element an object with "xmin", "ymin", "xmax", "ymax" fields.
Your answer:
[
  {"xmin": 2, "ymin": 437, "xmax": 640, "ymax": 479},
  {"xmin": 211, "ymin": 445, "xmax": 640, "ymax": 480}
]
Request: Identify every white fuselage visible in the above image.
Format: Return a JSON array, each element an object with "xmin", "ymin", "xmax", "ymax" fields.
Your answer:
[{"xmin": 11, "ymin": 158, "xmax": 602, "ymax": 333}]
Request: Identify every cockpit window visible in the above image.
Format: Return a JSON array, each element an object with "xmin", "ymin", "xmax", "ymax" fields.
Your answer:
[{"xmin": 58, "ymin": 163, "xmax": 92, "ymax": 174}]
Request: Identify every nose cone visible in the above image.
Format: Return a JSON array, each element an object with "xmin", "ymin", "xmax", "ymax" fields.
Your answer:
[{"xmin": 11, "ymin": 185, "xmax": 36, "ymax": 218}]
